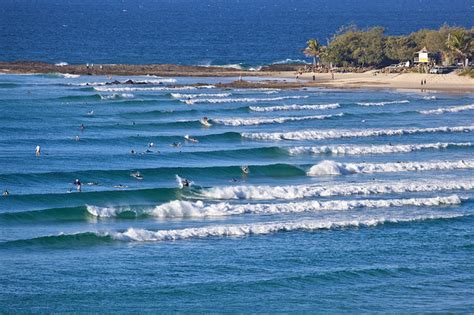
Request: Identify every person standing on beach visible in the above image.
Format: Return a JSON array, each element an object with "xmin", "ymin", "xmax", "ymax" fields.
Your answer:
[{"xmin": 35, "ymin": 145, "xmax": 41, "ymax": 156}]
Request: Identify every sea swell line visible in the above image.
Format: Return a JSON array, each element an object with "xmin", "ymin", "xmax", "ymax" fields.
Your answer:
[
  {"xmin": 242, "ymin": 125, "xmax": 474, "ymax": 141},
  {"xmin": 307, "ymin": 159, "xmax": 474, "ymax": 176}
]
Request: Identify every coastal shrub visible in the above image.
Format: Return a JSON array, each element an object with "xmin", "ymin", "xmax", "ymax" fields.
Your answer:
[{"xmin": 311, "ymin": 25, "xmax": 474, "ymax": 69}]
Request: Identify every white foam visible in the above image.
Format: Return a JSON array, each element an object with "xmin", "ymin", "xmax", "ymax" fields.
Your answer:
[
  {"xmin": 307, "ymin": 159, "xmax": 474, "ymax": 176},
  {"xmin": 170, "ymin": 93, "xmax": 231, "ymax": 99},
  {"xmin": 183, "ymin": 96, "xmax": 308, "ymax": 104},
  {"xmin": 419, "ymin": 104, "xmax": 474, "ymax": 115},
  {"xmin": 213, "ymin": 113, "xmax": 342, "ymax": 126},
  {"xmin": 100, "ymin": 93, "xmax": 135, "ymax": 100},
  {"xmin": 80, "ymin": 78, "xmax": 176, "ymax": 87},
  {"xmin": 249, "ymin": 103, "xmax": 340, "ymax": 112},
  {"xmin": 112, "ymin": 213, "xmax": 465, "ymax": 241},
  {"xmin": 62, "ymin": 73, "xmax": 80, "ymax": 78},
  {"xmin": 287, "ymin": 142, "xmax": 472, "ymax": 155},
  {"xmin": 356, "ymin": 100, "xmax": 410, "ymax": 106},
  {"xmin": 200, "ymin": 179, "xmax": 474, "ymax": 200},
  {"xmin": 86, "ymin": 205, "xmax": 131, "ymax": 217},
  {"xmin": 242, "ymin": 125, "xmax": 474, "ymax": 141}
]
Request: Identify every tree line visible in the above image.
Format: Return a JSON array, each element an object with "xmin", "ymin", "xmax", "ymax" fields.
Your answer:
[{"xmin": 303, "ymin": 25, "xmax": 473, "ymax": 68}]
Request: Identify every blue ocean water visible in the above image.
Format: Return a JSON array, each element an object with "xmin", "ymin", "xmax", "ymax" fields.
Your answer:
[
  {"xmin": 0, "ymin": 73, "xmax": 473, "ymax": 312},
  {"xmin": 0, "ymin": 0, "xmax": 473, "ymax": 66}
]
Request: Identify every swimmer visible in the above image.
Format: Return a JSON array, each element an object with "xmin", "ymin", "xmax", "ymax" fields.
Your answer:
[
  {"xmin": 230, "ymin": 178, "xmax": 239, "ymax": 183},
  {"xmin": 241, "ymin": 165, "xmax": 249, "ymax": 175},
  {"xmin": 130, "ymin": 149, "xmax": 136, "ymax": 155},
  {"xmin": 184, "ymin": 135, "xmax": 198, "ymax": 143},
  {"xmin": 35, "ymin": 145, "xmax": 41, "ymax": 156},
  {"xmin": 2, "ymin": 189, "xmax": 9, "ymax": 197},
  {"xmin": 131, "ymin": 171, "xmax": 143, "ymax": 180},
  {"xmin": 113, "ymin": 184, "xmax": 128, "ymax": 189},
  {"xmin": 74, "ymin": 179, "xmax": 82, "ymax": 192}
]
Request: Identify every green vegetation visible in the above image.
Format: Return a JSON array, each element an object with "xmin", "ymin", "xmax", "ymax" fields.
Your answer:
[
  {"xmin": 305, "ymin": 25, "xmax": 473, "ymax": 68},
  {"xmin": 303, "ymin": 39, "xmax": 324, "ymax": 69},
  {"xmin": 459, "ymin": 67, "xmax": 474, "ymax": 78}
]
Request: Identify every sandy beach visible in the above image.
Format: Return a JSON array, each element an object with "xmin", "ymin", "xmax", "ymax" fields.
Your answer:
[{"xmin": 274, "ymin": 70, "xmax": 474, "ymax": 93}]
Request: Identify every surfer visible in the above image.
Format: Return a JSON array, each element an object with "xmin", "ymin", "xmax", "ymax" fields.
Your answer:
[
  {"xmin": 75, "ymin": 135, "xmax": 80, "ymax": 141},
  {"xmin": 87, "ymin": 110, "xmax": 94, "ymax": 116},
  {"xmin": 176, "ymin": 175, "xmax": 191, "ymax": 188},
  {"xmin": 148, "ymin": 142, "xmax": 154, "ymax": 148},
  {"xmin": 171, "ymin": 142, "xmax": 182, "ymax": 148},
  {"xmin": 35, "ymin": 145, "xmax": 41, "ymax": 156},
  {"xmin": 74, "ymin": 179, "xmax": 82, "ymax": 192},
  {"xmin": 131, "ymin": 171, "xmax": 143, "ymax": 180},
  {"xmin": 184, "ymin": 135, "xmax": 198, "ymax": 143},
  {"xmin": 80, "ymin": 123, "xmax": 85, "ymax": 131},
  {"xmin": 200, "ymin": 117, "xmax": 212, "ymax": 127},
  {"xmin": 113, "ymin": 184, "xmax": 128, "ymax": 189},
  {"xmin": 241, "ymin": 165, "xmax": 249, "ymax": 175},
  {"xmin": 2, "ymin": 189, "xmax": 9, "ymax": 197}
]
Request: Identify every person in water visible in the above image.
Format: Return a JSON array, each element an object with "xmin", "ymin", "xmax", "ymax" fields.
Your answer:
[
  {"xmin": 74, "ymin": 179, "xmax": 82, "ymax": 192},
  {"xmin": 80, "ymin": 123, "xmax": 85, "ymax": 131},
  {"xmin": 181, "ymin": 179, "xmax": 190, "ymax": 187},
  {"xmin": 241, "ymin": 165, "xmax": 249, "ymax": 175},
  {"xmin": 2, "ymin": 189, "xmax": 9, "ymax": 196}
]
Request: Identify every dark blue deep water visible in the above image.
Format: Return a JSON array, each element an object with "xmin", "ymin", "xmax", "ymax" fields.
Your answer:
[{"xmin": 0, "ymin": 0, "xmax": 473, "ymax": 66}]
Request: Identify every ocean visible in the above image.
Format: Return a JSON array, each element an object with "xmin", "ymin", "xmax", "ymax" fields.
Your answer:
[
  {"xmin": 0, "ymin": 73, "xmax": 473, "ymax": 312},
  {"xmin": 1, "ymin": 0, "xmax": 474, "ymax": 312},
  {"xmin": 0, "ymin": 0, "xmax": 473, "ymax": 67}
]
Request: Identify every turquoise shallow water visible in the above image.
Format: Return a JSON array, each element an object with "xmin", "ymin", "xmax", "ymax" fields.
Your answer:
[{"xmin": 0, "ymin": 74, "xmax": 473, "ymax": 312}]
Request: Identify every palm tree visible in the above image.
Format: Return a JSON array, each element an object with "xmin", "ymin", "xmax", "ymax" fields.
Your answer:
[
  {"xmin": 304, "ymin": 39, "xmax": 323, "ymax": 67},
  {"xmin": 446, "ymin": 29, "xmax": 473, "ymax": 67}
]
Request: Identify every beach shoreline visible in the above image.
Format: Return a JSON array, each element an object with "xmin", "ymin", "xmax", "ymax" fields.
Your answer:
[{"xmin": 1, "ymin": 61, "xmax": 473, "ymax": 93}]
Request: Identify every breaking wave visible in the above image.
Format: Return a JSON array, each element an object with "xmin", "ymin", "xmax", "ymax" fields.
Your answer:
[
  {"xmin": 242, "ymin": 125, "xmax": 474, "ymax": 141},
  {"xmin": 213, "ymin": 113, "xmax": 343, "ymax": 126},
  {"xmin": 356, "ymin": 100, "xmax": 410, "ymax": 106},
  {"xmin": 87, "ymin": 195, "xmax": 462, "ymax": 218},
  {"xmin": 183, "ymin": 96, "xmax": 308, "ymax": 104},
  {"xmin": 249, "ymin": 103, "xmax": 340, "ymax": 112},
  {"xmin": 99, "ymin": 93, "xmax": 135, "ymax": 100},
  {"xmin": 419, "ymin": 104, "xmax": 474, "ymax": 115},
  {"xmin": 199, "ymin": 179, "xmax": 474, "ymax": 200},
  {"xmin": 287, "ymin": 142, "xmax": 472, "ymax": 155},
  {"xmin": 307, "ymin": 159, "xmax": 474, "ymax": 176},
  {"xmin": 112, "ymin": 213, "xmax": 465, "ymax": 241},
  {"xmin": 170, "ymin": 93, "xmax": 231, "ymax": 99}
]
